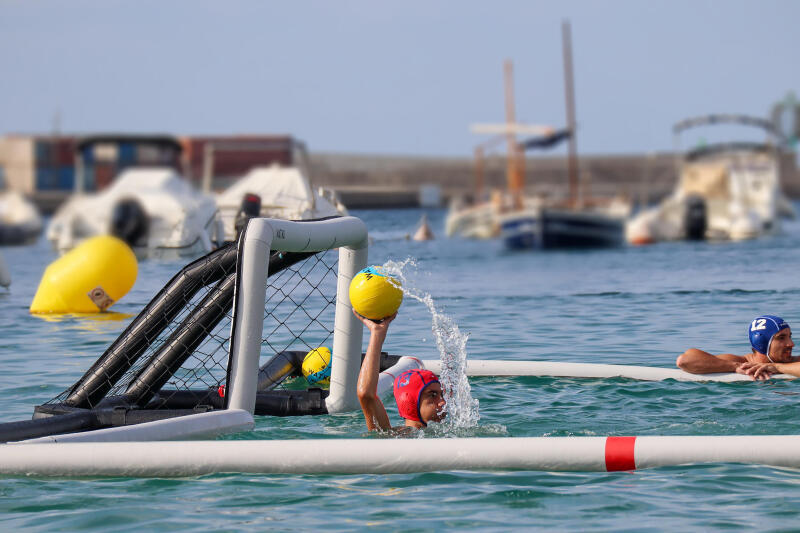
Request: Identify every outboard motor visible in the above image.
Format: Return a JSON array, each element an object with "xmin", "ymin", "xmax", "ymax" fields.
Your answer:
[
  {"xmin": 684, "ymin": 195, "xmax": 707, "ymax": 240},
  {"xmin": 110, "ymin": 198, "xmax": 149, "ymax": 246},
  {"xmin": 234, "ymin": 193, "xmax": 262, "ymax": 240}
]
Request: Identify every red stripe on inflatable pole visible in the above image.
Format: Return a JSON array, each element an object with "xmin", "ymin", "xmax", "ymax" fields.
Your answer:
[{"xmin": 605, "ymin": 436, "xmax": 637, "ymax": 471}]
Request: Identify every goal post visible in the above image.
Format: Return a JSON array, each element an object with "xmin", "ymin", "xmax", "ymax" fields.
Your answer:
[{"xmin": 227, "ymin": 216, "xmax": 368, "ymax": 415}]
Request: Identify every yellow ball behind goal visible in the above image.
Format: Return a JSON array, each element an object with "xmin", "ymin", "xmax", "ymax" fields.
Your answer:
[
  {"xmin": 302, "ymin": 347, "xmax": 332, "ymax": 388},
  {"xmin": 348, "ymin": 266, "xmax": 403, "ymax": 320}
]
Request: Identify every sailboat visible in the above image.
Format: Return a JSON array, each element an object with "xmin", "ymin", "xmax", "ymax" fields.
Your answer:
[
  {"xmin": 496, "ymin": 21, "xmax": 629, "ymax": 250},
  {"xmin": 445, "ymin": 62, "xmax": 558, "ymax": 241}
]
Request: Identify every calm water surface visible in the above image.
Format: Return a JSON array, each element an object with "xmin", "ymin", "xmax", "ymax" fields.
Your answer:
[{"xmin": 2, "ymin": 207, "xmax": 800, "ymax": 530}]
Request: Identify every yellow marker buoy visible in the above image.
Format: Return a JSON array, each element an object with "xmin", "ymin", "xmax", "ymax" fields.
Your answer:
[
  {"xmin": 30, "ymin": 236, "xmax": 138, "ymax": 313},
  {"xmin": 348, "ymin": 266, "xmax": 403, "ymax": 320}
]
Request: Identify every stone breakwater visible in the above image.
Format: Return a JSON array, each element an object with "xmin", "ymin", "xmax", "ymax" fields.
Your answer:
[
  {"xmin": 29, "ymin": 150, "xmax": 800, "ymax": 212},
  {"xmin": 308, "ymin": 151, "xmax": 800, "ymax": 208}
]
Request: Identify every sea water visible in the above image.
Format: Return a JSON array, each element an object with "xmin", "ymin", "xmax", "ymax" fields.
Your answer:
[{"xmin": 3, "ymin": 207, "xmax": 800, "ymax": 530}]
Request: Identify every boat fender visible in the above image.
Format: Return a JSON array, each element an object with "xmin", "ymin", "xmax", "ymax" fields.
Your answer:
[{"xmin": 30, "ymin": 235, "xmax": 138, "ymax": 313}]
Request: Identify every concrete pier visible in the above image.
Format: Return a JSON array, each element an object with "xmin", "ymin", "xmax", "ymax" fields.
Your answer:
[
  {"xmin": 309, "ymin": 150, "xmax": 800, "ymax": 208},
  {"xmin": 23, "ymin": 150, "xmax": 800, "ymax": 212}
]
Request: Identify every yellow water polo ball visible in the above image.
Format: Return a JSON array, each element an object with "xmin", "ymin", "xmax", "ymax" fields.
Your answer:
[
  {"xmin": 302, "ymin": 347, "xmax": 332, "ymax": 388},
  {"xmin": 348, "ymin": 266, "xmax": 403, "ymax": 320}
]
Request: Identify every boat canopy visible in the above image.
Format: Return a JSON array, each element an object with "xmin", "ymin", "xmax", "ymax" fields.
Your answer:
[
  {"xmin": 76, "ymin": 134, "xmax": 183, "ymax": 154},
  {"xmin": 685, "ymin": 141, "xmax": 773, "ymax": 162},
  {"xmin": 673, "ymin": 114, "xmax": 784, "ymax": 141}
]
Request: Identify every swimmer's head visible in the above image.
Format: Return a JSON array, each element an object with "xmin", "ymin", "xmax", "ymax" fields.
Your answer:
[
  {"xmin": 393, "ymin": 368, "xmax": 445, "ymax": 426},
  {"xmin": 749, "ymin": 315, "xmax": 792, "ymax": 362}
]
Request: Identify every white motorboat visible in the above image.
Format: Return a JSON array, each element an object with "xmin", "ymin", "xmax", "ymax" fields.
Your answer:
[
  {"xmin": 47, "ymin": 167, "xmax": 223, "ymax": 257},
  {"xmin": 0, "ymin": 190, "xmax": 43, "ymax": 245},
  {"xmin": 445, "ymin": 194, "xmax": 503, "ymax": 239},
  {"xmin": 627, "ymin": 114, "xmax": 788, "ymax": 245},
  {"xmin": 215, "ymin": 164, "xmax": 347, "ymax": 242}
]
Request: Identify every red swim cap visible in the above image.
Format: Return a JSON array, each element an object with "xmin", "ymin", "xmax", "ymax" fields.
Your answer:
[{"xmin": 393, "ymin": 368, "xmax": 439, "ymax": 424}]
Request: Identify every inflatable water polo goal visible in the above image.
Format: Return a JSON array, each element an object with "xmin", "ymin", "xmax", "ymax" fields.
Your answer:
[
  {"xmin": 1, "ymin": 215, "xmax": 799, "ymax": 477},
  {"xmin": 0, "ymin": 216, "xmax": 424, "ymax": 443}
]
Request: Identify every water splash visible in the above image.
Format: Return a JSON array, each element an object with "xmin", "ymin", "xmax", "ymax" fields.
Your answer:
[{"xmin": 382, "ymin": 258, "xmax": 480, "ymax": 428}]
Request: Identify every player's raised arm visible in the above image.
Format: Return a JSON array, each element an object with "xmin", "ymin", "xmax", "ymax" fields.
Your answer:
[{"xmin": 354, "ymin": 310, "xmax": 395, "ymax": 431}]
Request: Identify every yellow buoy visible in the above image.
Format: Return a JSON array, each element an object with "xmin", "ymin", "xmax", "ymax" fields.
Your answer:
[
  {"xmin": 302, "ymin": 347, "xmax": 332, "ymax": 388},
  {"xmin": 30, "ymin": 236, "xmax": 138, "ymax": 314},
  {"xmin": 348, "ymin": 266, "xmax": 403, "ymax": 320}
]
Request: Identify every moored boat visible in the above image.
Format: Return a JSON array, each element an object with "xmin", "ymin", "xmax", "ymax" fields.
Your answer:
[
  {"xmin": 47, "ymin": 167, "xmax": 222, "ymax": 257},
  {"xmin": 626, "ymin": 114, "xmax": 789, "ymax": 244},
  {"xmin": 0, "ymin": 190, "xmax": 43, "ymax": 245},
  {"xmin": 498, "ymin": 21, "xmax": 629, "ymax": 251},
  {"xmin": 45, "ymin": 135, "xmax": 223, "ymax": 258},
  {"xmin": 215, "ymin": 164, "xmax": 347, "ymax": 242}
]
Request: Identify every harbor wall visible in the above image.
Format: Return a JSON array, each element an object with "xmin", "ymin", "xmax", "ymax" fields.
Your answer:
[
  {"xmin": 309, "ymin": 151, "xmax": 800, "ymax": 208},
  {"xmin": 2, "ymin": 132, "xmax": 798, "ymax": 211}
]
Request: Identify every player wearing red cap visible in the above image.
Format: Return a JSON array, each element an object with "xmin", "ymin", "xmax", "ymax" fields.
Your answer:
[{"xmin": 354, "ymin": 310, "xmax": 446, "ymax": 431}]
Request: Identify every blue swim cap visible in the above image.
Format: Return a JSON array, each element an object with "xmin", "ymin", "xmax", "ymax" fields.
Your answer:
[{"xmin": 748, "ymin": 315, "xmax": 790, "ymax": 355}]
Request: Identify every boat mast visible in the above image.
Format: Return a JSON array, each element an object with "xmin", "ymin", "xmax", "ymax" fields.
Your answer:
[
  {"xmin": 473, "ymin": 134, "xmax": 507, "ymax": 205},
  {"xmin": 473, "ymin": 145, "xmax": 484, "ymax": 203},
  {"xmin": 504, "ymin": 59, "xmax": 524, "ymax": 210},
  {"xmin": 562, "ymin": 20, "xmax": 580, "ymax": 208}
]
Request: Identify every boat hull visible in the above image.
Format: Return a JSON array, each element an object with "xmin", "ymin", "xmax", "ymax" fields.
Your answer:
[
  {"xmin": 500, "ymin": 208, "xmax": 624, "ymax": 249},
  {"xmin": 0, "ymin": 223, "xmax": 42, "ymax": 245}
]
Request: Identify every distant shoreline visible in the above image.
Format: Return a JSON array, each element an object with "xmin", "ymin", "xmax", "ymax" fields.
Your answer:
[{"xmin": 25, "ymin": 149, "xmax": 800, "ymax": 213}]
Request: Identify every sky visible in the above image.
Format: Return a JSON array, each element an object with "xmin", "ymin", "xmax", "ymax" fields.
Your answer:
[{"xmin": 1, "ymin": 0, "xmax": 798, "ymax": 157}]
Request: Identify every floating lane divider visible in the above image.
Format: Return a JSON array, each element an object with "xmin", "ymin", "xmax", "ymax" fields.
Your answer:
[
  {"xmin": 4, "ymin": 435, "xmax": 800, "ymax": 477},
  {"xmin": 420, "ymin": 360, "xmax": 796, "ymax": 382}
]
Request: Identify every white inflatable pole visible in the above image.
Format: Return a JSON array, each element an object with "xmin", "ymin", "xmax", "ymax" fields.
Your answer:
[
  {"xmin": 326, "ymin": 242, "xmax": 368, "ymax": 413},
  {"xmin": 227, "ymin": 219, "xmax": 272, "ymax": 413},
  {"xmin": 20, "ymin": 410, "xmax": 254, "ymax": 444},
  {"xmin": 420, "ymin": 360, "xmax": 795, "ymax": 382},
  {"xmin": 5, "ymin": 435, "xmax": 800, "ymax": 477}
]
